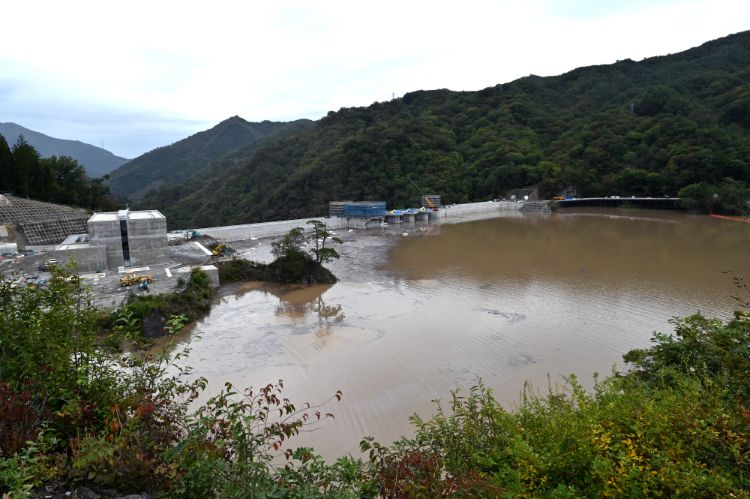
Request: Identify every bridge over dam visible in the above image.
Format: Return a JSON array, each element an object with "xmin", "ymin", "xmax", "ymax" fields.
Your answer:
[{"xmin": 555, "ymin": 197, "xmax": 680, "ymax": 209}]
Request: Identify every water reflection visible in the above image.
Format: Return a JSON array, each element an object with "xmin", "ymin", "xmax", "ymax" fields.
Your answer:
[{"xmin": 182, "ymin": 209, "xmax": 749, "ymax": 459}]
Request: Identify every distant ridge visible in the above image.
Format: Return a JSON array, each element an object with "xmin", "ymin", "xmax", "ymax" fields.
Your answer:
[
  {"xmin": 0, "ymin": 122, "xmax": 128, "ymax": 177},
  {"xmin": 106, "ymin": 116, "xmax": 313, "ymax": 200},
  {"xmin": 148, "ymin": 30, "xmax": 750, "ymax": 229}
]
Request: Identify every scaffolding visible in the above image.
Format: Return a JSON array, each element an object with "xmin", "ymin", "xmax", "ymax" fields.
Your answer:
[{"xmin": 329, "ymin": 201, "xmax": 387, "ymax": 218}]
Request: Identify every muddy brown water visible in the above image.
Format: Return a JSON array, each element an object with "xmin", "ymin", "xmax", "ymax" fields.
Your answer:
[{"xmin": 177, "ymin": 209, "xmax": 749, "ymax": 459}]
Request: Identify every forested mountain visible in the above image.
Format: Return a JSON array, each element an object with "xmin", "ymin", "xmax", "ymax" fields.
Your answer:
[
  {"xmin": 108, "ymin": 117, "xmax": 313, "ymax": 200},
  {"xmin": 152, "ymin": 31, "xmax": 750, "ymax": 229},
  {"xmin": 0, "ymin": 135, "xmax": 114, "ymax": 210},
  {"xmin": 0, "ymin": 122, "xmax": 128, "ymax": 177}
]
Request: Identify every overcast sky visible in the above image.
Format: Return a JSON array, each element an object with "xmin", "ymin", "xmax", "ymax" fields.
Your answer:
[{"xmin": 0, "ymin": 0, "xmax": 747, "ymax": 158}]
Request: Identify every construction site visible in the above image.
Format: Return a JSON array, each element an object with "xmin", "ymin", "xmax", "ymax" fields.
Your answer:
[{"xmin": 1, "ymin": 191, "xmax": 530, "ymax": 309}]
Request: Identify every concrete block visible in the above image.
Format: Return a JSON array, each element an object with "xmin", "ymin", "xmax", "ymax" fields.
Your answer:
[
  {"xmin": 199, "ymin": 265, "xmax": 220, "ymax": 288},
  {"xmin": 88, "ymin": 210, "xmax": 168, "ymax": 269},
  {"xmin": 55, "ymin": 244, "xmax": 107, "ymax": 272}
]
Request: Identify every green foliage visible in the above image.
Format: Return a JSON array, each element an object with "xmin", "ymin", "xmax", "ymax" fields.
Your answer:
[
  {"xmin": 217, "ymin": 253, "xmax": 338, "ymax": 285},
  {"xmin": 271, "ymin": 226, "xmax": 306, "ymax": 259},
  {"xmin": 104, "ymin": 268, "xmax": 213, "ymax": 347},
  {"xmin": 307, "ymin": 219, "xmax": 342, "ymax": 264},
  {"xmin": 360, "ymin": 307, "xmax": 750, "ymax": 496},
  {"xmin": 0, "ymin": 264, "xmax": 121, "ymax": 440},
  {"xmin": 166, "ymin": 314, "xmax": 190, "ymax": 334},
  {"xmin": 623, "ymin": 310, "xmax": 750, "ymax": 404},
  {"xmin": 0, "ymin": 430, "xmax": 62, "ymax": 497},
  {"xmin": 3, "ymin": 258, "xmax": 750, "ymax": 497},
  {"xmin": 222, "ymin": 223, "xmax": 340, "ymax": 284},
  {"xmin": 678, "ymin": 178, "xmax": 750, "ymax": 214},
  {"xmin": 168, "ymin": 382, "xmax": 372, "ymax": 498},
  {"xmin": 117, "ymin": 267, "xmax": 214, "ymax": 324},
  {"xmin": 678, "ymin": 182, "xmax": 718, "ymax": 212},
  {"xmin": 140, "ymin": 32, "xmax": 750, "ymax": 229},
  {"xmin": 0, "ymin": 135, "xmax": 114, "ymax": 210}
]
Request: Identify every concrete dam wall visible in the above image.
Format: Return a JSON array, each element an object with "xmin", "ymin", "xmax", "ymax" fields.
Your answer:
[{"xmin": 196, "ymin": 201, "xmax": 527, "ymax": 242}]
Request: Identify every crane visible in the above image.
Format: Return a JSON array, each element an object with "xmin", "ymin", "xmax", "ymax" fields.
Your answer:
[{"xmin": 406, "ymin": 176, "xmax": 437, "ymax": 210}]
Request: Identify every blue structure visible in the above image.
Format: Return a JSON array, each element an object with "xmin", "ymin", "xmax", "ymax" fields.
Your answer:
[
  {"xmin": 343, "ymin": 201, "xmax": 386, "ymax": 217},
  {"xmin": 332, "ymin": 201, "xmax": 387, "ymax": 218}
]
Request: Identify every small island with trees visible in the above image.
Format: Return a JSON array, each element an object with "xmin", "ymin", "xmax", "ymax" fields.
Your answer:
[{"xmin": 217, "ymin": 220, "xmax": 342, "ymax": 285}]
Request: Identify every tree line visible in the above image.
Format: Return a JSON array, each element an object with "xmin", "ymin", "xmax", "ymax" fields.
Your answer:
[
  {"xmin": 136, "ymin": 31, "xmax": 750, "ymax": 228},
  {"xmin": 0, "ymin": 134, "xmax": 114, "ymax": 210}
]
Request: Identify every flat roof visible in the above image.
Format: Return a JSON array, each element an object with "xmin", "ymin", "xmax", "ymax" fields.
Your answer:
[
  {"xmin": 89, "ymin": 210, "xmax": 165, "ymax": 222},
  {"xmin": 60, "ymin": 233, "xmax": 88, "ymax": 245}
]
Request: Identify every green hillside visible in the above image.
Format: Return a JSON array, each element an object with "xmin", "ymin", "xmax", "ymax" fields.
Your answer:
[
  {"xmin": 107, "ymin": 116, "xmax": 312, "ymax": 200},
  {"xmin": 157, "ymin": 31, "xmax": 750, "ymax": 229}
]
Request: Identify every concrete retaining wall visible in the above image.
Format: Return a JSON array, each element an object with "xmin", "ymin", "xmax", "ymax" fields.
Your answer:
[
  {"xmin": 54, "ymin": 245, "xmax": 107, "ymax": 272},
  {"xmin": 198, "ymin": 217, "xmax": 348, "ymax": 242},
  {"xmin": 435, "ymin": 200, "xmax": 520, "ymax": 218},
  {"xmin": 197, "ymin": 201, "xmax": 527, "ymax": 242}
]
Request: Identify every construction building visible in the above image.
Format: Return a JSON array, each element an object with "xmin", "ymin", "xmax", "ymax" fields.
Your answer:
[
  {"xmin": 329, "ymin": 201, "xmax": 387, "ymax": 229},
  {"xmin": 55, "ymin": 209, "xmax": 168, "ymax": 271},
  {"xmin": 329, "ymin": 201, "xmax": 387, "ymax": 218},
  {"xmin": 89, "ymin": 209, "xmax": 168, "ymax": 269}
]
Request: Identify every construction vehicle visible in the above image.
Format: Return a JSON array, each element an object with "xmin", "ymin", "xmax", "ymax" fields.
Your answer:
[
  {"xmin": 406, "ymin": 176, "xmax": 438, "ymax": 211},
  {"xmin": 211, "ymin": 243, "xmax": 226, "ymax": 256},
  {"xmin": 119, "ymin": 273, "xmax": 154, "ymax": 287},
  {"xmin": 37, "ymin": 258, "xmax": 58, "ymax": 272}
]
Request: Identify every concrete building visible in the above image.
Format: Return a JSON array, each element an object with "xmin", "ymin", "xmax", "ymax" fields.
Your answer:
[
  {"xmin": 55, "ymin": 209, "xmax": 168, "ymax": 271},
  {"xmin": 54, "ymin": 233, "xmax": 108, "ymax": 272},
  {"xmin": 88, "ymin": 210, "xmax": 168, "ymax": 269}
]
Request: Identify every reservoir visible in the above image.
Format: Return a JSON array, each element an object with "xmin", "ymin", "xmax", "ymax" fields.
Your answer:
[{"xmin": 180, "ymin": 208, "xmax": 749, "ymax": 458}]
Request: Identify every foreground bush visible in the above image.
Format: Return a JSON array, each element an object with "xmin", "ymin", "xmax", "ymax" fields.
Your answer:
[
  {"xmin": 0, "ymin": 267, "xmax": 368, "ymax": 497},
  {"xmin": 2, "ymin": 265, "xmax": 749, "ymax": 497},
  {"xmin": 362, "ymin": 311, "xmax": 750, "ymax": 497}
]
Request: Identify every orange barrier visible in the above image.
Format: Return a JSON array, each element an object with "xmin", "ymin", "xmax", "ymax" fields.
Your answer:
[{"xmin": 710, "ymin": 214, "xmax": 750, "ymax": 223}]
